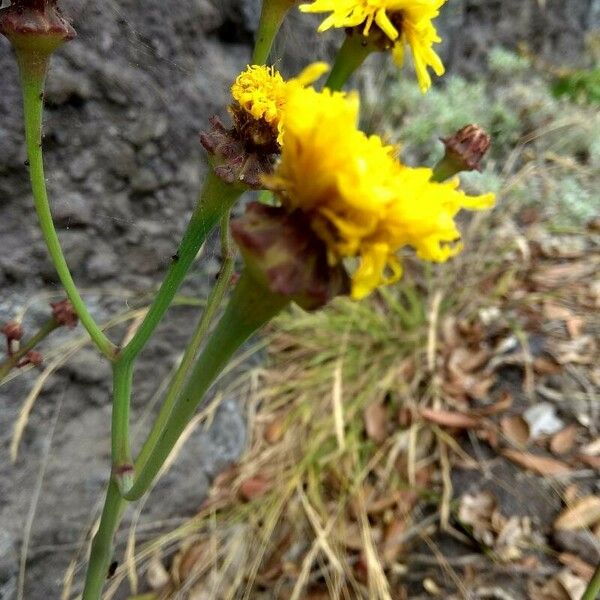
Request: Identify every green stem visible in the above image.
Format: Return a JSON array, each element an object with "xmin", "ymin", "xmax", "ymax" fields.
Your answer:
[
  {"xmin": 252, "ymin": 0, "xmax": 293, "ymax": 64},
  {"xmin": 82, "ymin": 273, "xmax": 286, "ymax": 598},
  {"xmin": 130, "ymin": 213, "xmax": 236, "ymax": 482},
  {"xmin": 118, "ymin": 171, "xmax": 241, "ymax": 364},
  {"xmin": 325, "ymin": 33, "xmax": 377, "ymax": 91},
  {"xmin": 123, "ymin": 272, "xmax": 288, "ymax": 500},
  {"xmin": 111, "ymin": 361, "xmax": 134, "ymax": 492},
  {"xmin": 431, "ymin": 155, "xmax": 463, "ymax": 182},
  {"xmin": 18, "ymin": 54, "xmax": 116, "ymax": 359},
  {"xmin": 582, "ymin": 563, "xmax": 600, "ymax": 600},
  {"xmin": 82, "ymin": 481, "xmax": 127, "ymax": 600},
  {"xmin": 108, "ymin": 174, "xmax": 241, "ymax": 482},
  {"xmin": 0, "ymin": 318, "xmax": 59, "ymax": 381}
]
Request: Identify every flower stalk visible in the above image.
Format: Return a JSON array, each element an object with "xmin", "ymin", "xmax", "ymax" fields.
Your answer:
[
  {"xmin": 252, "ymin": 0, "xmax": 295, "ymax": 64},
  {"xmin": 18, "ymin": 61, "xmax": 117, "ymax": 359},
  {"xmin": 110, "ymin": 172, "xmax": 243, "ymax": 493},
  {"xmin": 325, "ymin": 32, "xmax": 378, "ymax": 90},
  {"xmin": 123, "ymin": 271, "xmax": 289, "ymax": 500},
  {"xmin": 82, "ymin": 272, "xmax": 288, "ymax": 598}
]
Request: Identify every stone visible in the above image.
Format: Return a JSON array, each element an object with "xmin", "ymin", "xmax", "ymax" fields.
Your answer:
[{"xmin": 52, "ymin": 192, "xmax": 93, "ymax": 227}]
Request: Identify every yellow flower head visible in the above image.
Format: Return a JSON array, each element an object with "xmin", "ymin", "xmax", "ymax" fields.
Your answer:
[
  {"xmin": 230, "ymin": 62, "xmax": 330, "ymax": 144},
  {"xmin": 299, "ymin": 0, "xmax": 447, "ymax": 92},
  {"xmin": 266, "ymin": 86, "xmax": 495, "ymax": 299}
]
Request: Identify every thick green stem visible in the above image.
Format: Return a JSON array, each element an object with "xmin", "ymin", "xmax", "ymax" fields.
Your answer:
[
  {"xmin": 130, "ymin": 213, "xmax": 236, "ymax": 482},
  {"xmin": 82, "ymin": 273, "xmax": 287, "ymax": 598},
  {"xmin": 82, "ymin": 481, "xmax": 127, "ymax": 600},
  {"xmin": 325, "ymin": 33, "xmax": 377, "ymax": 91},
  {"xmin": 0, "ymin": 318, "xmax": 59, "ymax": 381},
  {"xmin": 18, "ymin": 54, "xmax": 116, "ymax": 359},
  {"xmin": 582, "ymin": 563, "xmax": 600, "ymax": 600},
  {"xmin": 252, "ymin": 0, "xmax": 293, "ymax": 64},
  {"xmin": 118, "ymin": 171, "xmax": 241, "ymax": 364},
  {"xmin": 123, "ymin": 272, "xmax": 288, "ymax": 500}
]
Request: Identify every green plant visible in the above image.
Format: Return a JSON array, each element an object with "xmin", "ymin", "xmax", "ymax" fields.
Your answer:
[{"xmin": 0, "ymin": 1, "xmax": 505, "ymax": 598}]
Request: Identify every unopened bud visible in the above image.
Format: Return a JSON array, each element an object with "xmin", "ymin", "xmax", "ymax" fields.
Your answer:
[
  {"xmin": 200, "ymin": 117, "xmax": 276, "ymax": 189},
  {"xmin": 0, "ymin": 0, "xmax": 75, "ymax": 60},
  {"xmin": 23, "ymin": 350, "xmax": 43, "ymax": 367},
  {"xmin": 442, "ymin": 124, "xmax": 491, "ymax": 173},
  {"xmin": 2, "ymin": 321, "xmax": 24, "ymax": 342},
  {"xmin": 231, "ymin": 203, "xmax": 349, "ymax": 311},
  {"xmin": 51, "ymin": 298, "xmax": 78, "ymax": 328}
]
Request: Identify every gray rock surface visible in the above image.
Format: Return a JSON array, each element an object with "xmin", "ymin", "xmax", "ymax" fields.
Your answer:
[{"xmin": 0, "ymin": 0, "xmax": 597, "ymax": 598}]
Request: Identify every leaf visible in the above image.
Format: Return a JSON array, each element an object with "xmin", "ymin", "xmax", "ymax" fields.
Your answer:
[
  {"xmin": 471, "ymin": 391, "xmax": 513, "ymax": 416},
  {"xmin": 576, "ymin": 454, "xmax": 600, "ymax": 469},
  {"xmin": 381, "ymin": 518, "xmax": 407, "ymax": 564},
  {"xmin": 558, "ymin": 553, "xmax": 595, "ymax": 580},
  {"xmin": 238, "ymin": 475, "xmax": 271, "ymax": 501},
  {"xmin": 364, "ymin": 401, "xmax": 388, "ymax": 443},
  {"xmin": 419, "ymin": 407, "xmax": 480, "ymax": 429},
  {"xmin": 500, "ymin": 415, "xmax": 530, "ymax": 446},
  {"xmin": 264, "ymin": 416, "xmax": 285, "ymax": 444},
  {"xmin": 502, "ymin": 450, "xmax": 571, "ymax": 476},
  {"xmin": 550, "ymin": 425, "xmax": 579, "ymax": 456},
  {"xmin": 554, "ymin": 496, "xmax": 600, "ymax": 531},
  {"xmin": 177, "ymin": 543, "xmax": 208, "ymax": 583}
]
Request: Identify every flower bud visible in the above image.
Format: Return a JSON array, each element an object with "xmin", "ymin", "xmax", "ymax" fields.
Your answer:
[
  {"xmin": 2, "ymin": 321, "xmax": 24, "ymax": 342},
  {"xmin": 200, "ymin": 117, "xmax": 276, "ymax": 189},
  {"xmin": 0, "ymin": 0, "xmax": 75, "ymax": 60},
  {"xmin": 23, "ymin": 349, "xmax": 43, "ymax": 367},
  {"xmin": 442, "ymin": 124, "xmax": 491, "ymax": 173},
  {"xmin": 231, "ymin": 202, "xmax": 349, "ymax": 311},
  {"xmin": 51, "ymin": 298, "xmax": 78, "ymax": 328}
]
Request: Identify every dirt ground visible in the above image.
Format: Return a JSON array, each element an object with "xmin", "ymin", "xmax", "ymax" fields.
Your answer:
[{"xmin": 0, "ymin": 1, "xmax": 598, "ymax": 598}]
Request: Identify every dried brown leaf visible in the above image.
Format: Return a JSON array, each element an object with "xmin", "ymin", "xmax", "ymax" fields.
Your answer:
[
  {"xmin": 532, "ymin": 261, "xmax": 595, "ymax": 290},
  {"xmin": 543, "ymin": 302, "xmax": 574, "ymax": 321},
  {"xmin": 502, "ymin": 449, "xmax": 571, "ymax": 475},
  {"xmin": 500, "ymin": 415, "xmax": 530, "ymax": 446},
  {"xmin": 364, "ymin": 401, "xmax": 388, "ymax": 443},
  {"xmin": 550, "ymin": 425, "xmax": 579, "ymax": 456},
  {"xmin": 566, "ymin": 316, "xmax": 585, "ymax": 339},
  {"xmin": 558, "ymin": 553, "xmax": 595, "ymax": 580},
  {"xmin": 419, "ymin": 407, "xmax": 481, "ymax": 429},
  {"xmin": 533, "ymin": 356, "xmax": 562, "ymax": 375},
  {"xmin": 264, "ymin": 416, "xmax": 285, "ymax": 444},
  {"xmin": 381, "ymin": 518, "xmax": 407, "ymax": 564},
  {"xmin": 448, "ymin": 347, "xmax": 490, "ymax": 375},
  {"xmin": 576, "ymin": 454, "xmax": 600, "ymax": 470},
  {"xmin": 554, "ymin": 496, "xmax": 600, "ymax": 531},
  {"xmin": 238, "ymin": 475, "xmax": 271, "ymax": 501},
  {"xmin": 177, "ymin": 543, "xmax": 208, "ymax": 583},
  {"xmin": 471, "ymin": 391, "xmax": 513, "ymax": 417}
]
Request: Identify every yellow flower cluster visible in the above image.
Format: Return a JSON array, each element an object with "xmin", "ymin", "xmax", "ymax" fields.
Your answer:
[
  {"xmin": 299, "ymin": 0, "xmax": 447, "ymax": 92},
  {"xmin": 230, "ymin": 62, "xmax": 329, "ymax": 143},
  {"xmin": 266, "ymin": 86, "xmax": 495, "ymax": 299}
]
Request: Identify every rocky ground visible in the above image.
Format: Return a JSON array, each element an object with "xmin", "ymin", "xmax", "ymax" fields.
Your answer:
[{"xmin": 0, "ymin": 0, "xmax": 598, "ymax": 598}]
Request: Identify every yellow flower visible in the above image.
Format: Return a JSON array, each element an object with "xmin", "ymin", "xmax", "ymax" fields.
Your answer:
[
  {"xmin": 299, "ymin": 0, "xmax": 447, "ymax": 92},
  {"xmin": 266, "ymin": 86, "xmax": 495, "ymax": 299},
  {"xmin": 230, "ymin": 62, "xmax": 330, "ymax": 144}
]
